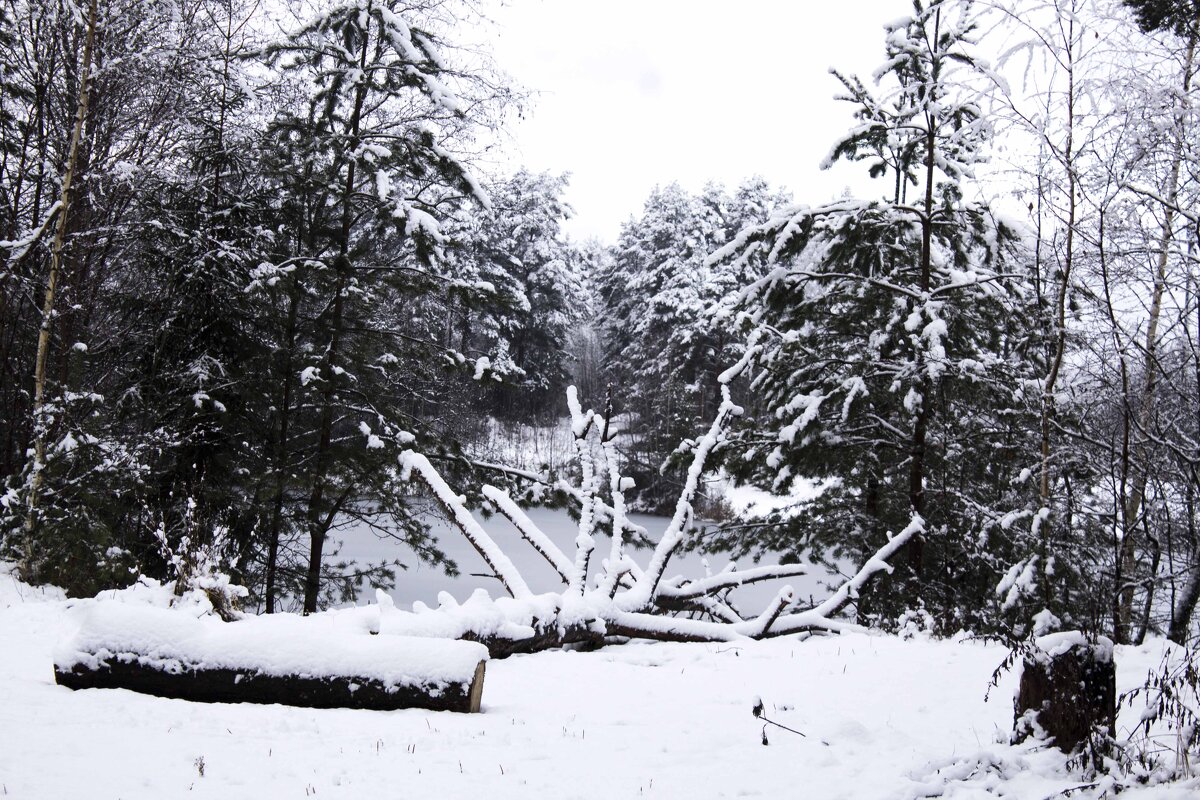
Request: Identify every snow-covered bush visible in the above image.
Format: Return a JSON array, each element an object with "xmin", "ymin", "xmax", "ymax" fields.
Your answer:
[{"xmin": 152, "ymin": 505, "xmax": 247, "ymax": 622}]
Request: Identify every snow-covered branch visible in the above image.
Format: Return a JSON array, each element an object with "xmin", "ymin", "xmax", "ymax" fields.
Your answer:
[
  {"xmin": 399, "ymin": 451, "xmax": 531, "ymax": 600},
  {"xmin": 479, "ymin": 484, "xmax": 572, "ymax": 583},
  {"xmin": 1, "ymin": 201, "xmax": 61, "ymax": 268},
  {"xmin": 620, "ymin": 336, "xmax": 761, "ymax": 609},
  {"xmin": 659, "ymin": 564, "xmax": 812, "ymax": 601}
]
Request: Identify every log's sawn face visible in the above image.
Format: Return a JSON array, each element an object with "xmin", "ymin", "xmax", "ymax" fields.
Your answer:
[
  {"xmin": 55, "ymin": 657, "xmax": 488, "ymax": 714},
  {"xmin": 468, "ymin": 661, "xmax": 486, "ymax": 713}
]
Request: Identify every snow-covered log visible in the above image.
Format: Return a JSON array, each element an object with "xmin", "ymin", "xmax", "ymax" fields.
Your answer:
[
  {"xmin": 54, "ymin": 603, "xmax": 488, "ymax": 712},
  {"xmin": 388, "ymin": 347, "xmax": 921, "ymax": 657}
]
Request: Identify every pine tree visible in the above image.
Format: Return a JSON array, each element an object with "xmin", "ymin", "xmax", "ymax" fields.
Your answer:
[
  {"xmin": 712, "ymin": 0, "xmax": 1038, "ymax": 631},
  {"xmin": 125, "ymin": 0, "xmax": 275, "ymax": 590},
  {"xmin": 1123, "ymin": 0, "xmax": 1200, "ymax": 33},
  {"xmin": 259, "ymin": 0, "xmax": 506, "ymax": 612},
  {"xmin": 447, "ymin": 169, "xmax": 587, "ymax": 419},
  {"xmin": 598, "ymin": 180, "xmax": 788, "ymax": 512}
]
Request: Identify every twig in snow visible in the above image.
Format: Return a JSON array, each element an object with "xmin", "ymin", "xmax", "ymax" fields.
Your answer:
[{"xmin": 752, "ymin": 697, "xmax": 829, "ymax": 746}]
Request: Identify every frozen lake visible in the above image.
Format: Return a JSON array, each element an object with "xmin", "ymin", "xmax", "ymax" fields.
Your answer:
[{"xmin": 333, "ymin": 505, "xmax": 838, "ymax": 616}]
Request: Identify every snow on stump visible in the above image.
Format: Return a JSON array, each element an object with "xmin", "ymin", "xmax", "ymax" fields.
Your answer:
[
  {"xmin": 54, "ymin": 604, "xmax": 488, "ymax": 713},
  {"xmin": 1015, "ymin": 632, "xmax": 1115, "ymax": 753}
]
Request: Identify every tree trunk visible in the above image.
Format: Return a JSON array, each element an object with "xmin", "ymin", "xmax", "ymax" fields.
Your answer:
[
  {"xmin": 1135, "ymin": 526, "xmax": 1161, "ymax": 645},
  {"xmin": 905, "ymin": 10, "xmax": 941, "ymax": 583},
  {"xmin": 57, "ymin": 657, "xmax": 486, "ymax": 714},
  {"xmin": 265, "ymin": 285, "xmax": 300, "ymax": 613},
  {"xmin": 301, "ymin": 10, "xmax": 373, "ymax": 613},
  {"xmin": 1037, "ymin": 16, "xmax": 1078, "ymax": 610},
  {"xmin": 1168, "ymin": 487, "xmax": 1200, "ymax": 643},
  {"xmin": 22, "ymin": 0, "xmax": 98, "ymax": 563},
  {"xmin": 1116, "ymin": 26, "xmax": 1198, "ymax": 643}
]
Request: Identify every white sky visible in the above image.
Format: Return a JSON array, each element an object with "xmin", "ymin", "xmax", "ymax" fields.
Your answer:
[{"xmin": 488, "ymin": 0, "xmax": 910, "ymax": 241}]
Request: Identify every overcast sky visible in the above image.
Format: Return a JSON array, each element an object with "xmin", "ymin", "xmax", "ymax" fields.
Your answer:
[{"xmin": 487, "ymin": 0, "xmax": 910, "ymax": 241}]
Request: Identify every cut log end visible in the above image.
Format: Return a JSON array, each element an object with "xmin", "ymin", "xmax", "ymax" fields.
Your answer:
[{"xmin": 468, "ymin": 660, "xmax": 486, "ymax": 713}]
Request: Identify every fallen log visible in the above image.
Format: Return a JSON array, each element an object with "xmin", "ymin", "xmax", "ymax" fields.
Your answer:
[
  {"xmin": 55, "ymin": 603, "xmax": 488, "ymax": 713},
  {"xmin": 55, "ymin": 658, "xmax": 486, "ymax": 713}
]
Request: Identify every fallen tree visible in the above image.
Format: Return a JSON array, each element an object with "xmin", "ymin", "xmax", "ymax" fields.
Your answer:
[
  {"xmin": 51, "ymin": 342, "xmax": 922, "ymax": 713},
  {"xmin": 382, "ymin": 338, "xmax": 924, "ymax": 657}
]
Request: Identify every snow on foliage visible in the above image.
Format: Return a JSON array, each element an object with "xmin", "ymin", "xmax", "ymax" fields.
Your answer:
[{"xmin": 706, "ymin": 0, "xmax": 1040, "ymax": 633}]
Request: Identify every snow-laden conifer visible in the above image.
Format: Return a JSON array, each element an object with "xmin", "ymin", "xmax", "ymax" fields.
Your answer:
[{"xmin": 710, "ymin": 0, "xmax": 1040, "ymax": 632}]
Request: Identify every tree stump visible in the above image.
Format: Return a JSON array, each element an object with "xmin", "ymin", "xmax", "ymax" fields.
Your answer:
[{"xmin": 1015, "ymin": 632, "xmax": 1115, "ymax": 753}]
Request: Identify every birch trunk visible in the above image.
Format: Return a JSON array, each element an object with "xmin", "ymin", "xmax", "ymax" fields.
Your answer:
[
  {"xmin": 1116, "ymin": 27, "xmax": 1198, "ymax": 642},
  {"xmin": 22, "ymin": 0, "xmax": 98, "ymax": 563}
]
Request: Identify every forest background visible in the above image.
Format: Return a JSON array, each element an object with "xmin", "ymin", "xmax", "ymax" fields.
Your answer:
[{"xmin": 1, "ymin": 0, "xmax": 1199, "ymax": 658}]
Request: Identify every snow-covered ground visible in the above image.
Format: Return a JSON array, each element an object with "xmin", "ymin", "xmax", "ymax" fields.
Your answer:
[{"xmin": 3, "ymin": 567, "xmax": 1198, "ymax": 799}]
